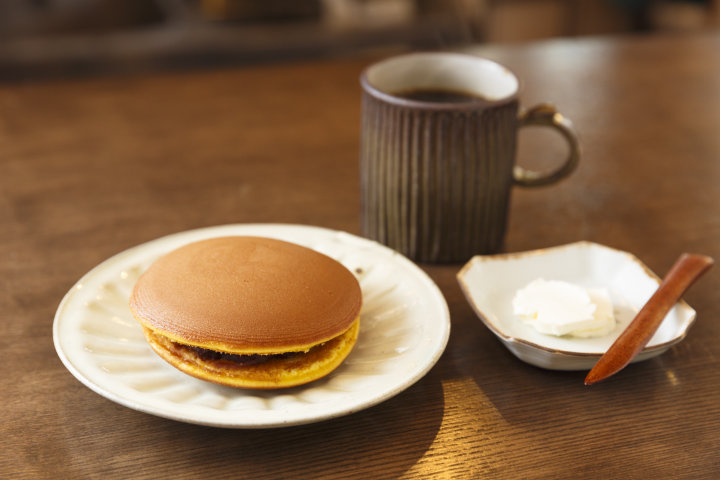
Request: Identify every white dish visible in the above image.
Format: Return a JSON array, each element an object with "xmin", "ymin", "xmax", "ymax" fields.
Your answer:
[
  {"xmin": 457, "ymin": 241, "xmax": 696, "ymax": 370},
  {"xmin": 53, "ymin": 224, "xmax": 450, "ymax": 428}
]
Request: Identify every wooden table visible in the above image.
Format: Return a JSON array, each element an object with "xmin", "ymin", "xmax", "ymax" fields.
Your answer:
[{"xmin": 3, "ymin": 32, "xmax": 720, "ymax": 479}]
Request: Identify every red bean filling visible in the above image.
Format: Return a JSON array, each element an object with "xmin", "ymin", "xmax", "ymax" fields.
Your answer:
[{"xmin": 186, "ymin": 345, "xmax": 302, "ymax": 366}]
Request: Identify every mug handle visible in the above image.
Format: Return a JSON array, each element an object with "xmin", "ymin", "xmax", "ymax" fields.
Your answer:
[{"xmin": 513, "ymin": 103, "xmax": 580, "ymax": 187}]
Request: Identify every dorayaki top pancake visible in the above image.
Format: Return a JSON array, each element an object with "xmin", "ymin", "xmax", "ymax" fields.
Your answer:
[{"xmin": 129, "ymin": 236, "xmax": 362, "ymax": 389}]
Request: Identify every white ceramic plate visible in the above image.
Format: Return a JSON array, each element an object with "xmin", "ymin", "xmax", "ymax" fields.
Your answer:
[
  {"xmin": 54, "ymin": 224, "xmax": 450, "ymax": 428},
  {"xmin": 457, "ymin": 241, "xmax": 696, "ymax": 370}
]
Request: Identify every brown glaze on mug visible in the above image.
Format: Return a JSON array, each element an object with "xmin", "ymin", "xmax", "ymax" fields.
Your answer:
[{"xmin": 360, "ymin": 53, "xmax": 580, "ymax": 263}]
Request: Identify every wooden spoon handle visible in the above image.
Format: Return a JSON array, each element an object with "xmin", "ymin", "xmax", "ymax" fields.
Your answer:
[{"xmin": 585, "ymin": 253, "xmax": 713, "ymax": 385}]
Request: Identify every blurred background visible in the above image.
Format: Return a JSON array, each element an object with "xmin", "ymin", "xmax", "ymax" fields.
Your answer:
[{"xmin": 0, "ymin": 0, "xmax": 718, "ymax": 81}]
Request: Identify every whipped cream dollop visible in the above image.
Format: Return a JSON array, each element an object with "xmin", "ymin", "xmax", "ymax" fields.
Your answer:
[{"xmin": 512, "ymin": 279, "xmax": 616, "ymax": 338}]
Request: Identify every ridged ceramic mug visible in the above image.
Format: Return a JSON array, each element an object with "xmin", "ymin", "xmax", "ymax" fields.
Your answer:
[{"xmin": 360, "ymin": 52, "xmax": 580, "ymax": 263}]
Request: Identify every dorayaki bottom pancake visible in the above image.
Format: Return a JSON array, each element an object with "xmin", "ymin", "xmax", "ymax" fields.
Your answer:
[{"xmin": 142, "ymin": 318, "xmax": 360, "ymax": 389}]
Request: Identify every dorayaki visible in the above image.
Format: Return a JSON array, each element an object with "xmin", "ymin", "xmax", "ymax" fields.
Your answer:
[{"xmin": 129, "ymin": 236, "xmax": 362, "ymax": 389}]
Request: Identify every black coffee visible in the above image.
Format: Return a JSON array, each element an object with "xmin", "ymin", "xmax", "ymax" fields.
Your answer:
[{"xmin": 395, "ymin": 87, "xmax": 487, "ymax": 103}]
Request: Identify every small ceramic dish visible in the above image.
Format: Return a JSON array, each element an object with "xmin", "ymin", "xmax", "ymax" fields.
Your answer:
[{"xmin": 457, "ymin": 241, "xmax": 697, "ymax": 370}]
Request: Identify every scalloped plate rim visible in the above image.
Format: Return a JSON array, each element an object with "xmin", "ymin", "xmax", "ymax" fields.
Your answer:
[{"xmin": 53, "ymin": 223, "xmax": 451, "ymax": 428}]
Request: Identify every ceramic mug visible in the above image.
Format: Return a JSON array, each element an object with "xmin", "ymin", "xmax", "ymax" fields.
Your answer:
[{"xmin": 359, "ymin": 52, "xmax": 580, "ymax": 263}]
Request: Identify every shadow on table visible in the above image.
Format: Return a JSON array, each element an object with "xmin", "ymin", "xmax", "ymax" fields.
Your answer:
[
  {"xmin": 431, "ymin": 260, "xmax": 668, "ymax": 420},
  {"xmin": 122, "ymin": 373, "xmax": 445, "ymax": 478},
  {"xmin": 456, "ymin": 329, "xmax": 668, "ymax": 426}
]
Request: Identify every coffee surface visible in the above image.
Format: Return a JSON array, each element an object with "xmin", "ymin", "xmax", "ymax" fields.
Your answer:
[{"xmin": 394, "ymin": 87, "xmax": 487, "ymax": 103}]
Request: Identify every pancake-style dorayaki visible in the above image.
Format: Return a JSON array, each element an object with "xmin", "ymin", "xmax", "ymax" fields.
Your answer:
[{"xmin": 129, "ymin": 236, "xmax": 362, "ymax": 389}]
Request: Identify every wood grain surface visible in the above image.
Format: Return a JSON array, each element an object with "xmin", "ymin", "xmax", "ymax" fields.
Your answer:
[{"xmin": 2, "ymin": 32, "xmax": 720, "ymax": 479}]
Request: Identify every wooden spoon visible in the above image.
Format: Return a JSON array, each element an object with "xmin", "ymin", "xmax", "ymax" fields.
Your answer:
[{"xmin": 585, "ymin": 253, "xmax": 713, "ymax": 385}]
